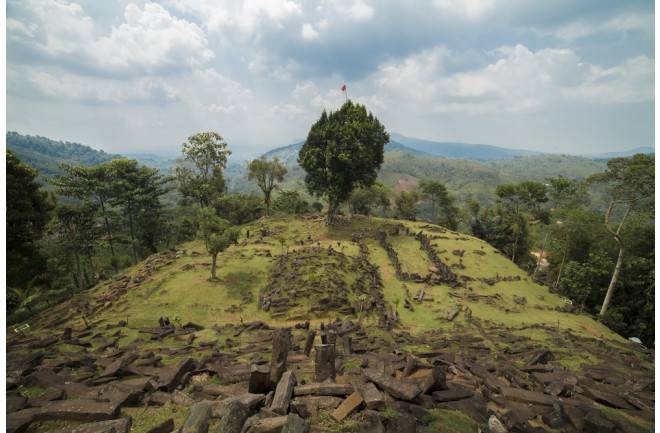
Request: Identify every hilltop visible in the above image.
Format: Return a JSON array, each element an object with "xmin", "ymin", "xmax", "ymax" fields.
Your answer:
[{"xmin": 7, "ymin": 215, "xmax": 653, "ymax": 433}]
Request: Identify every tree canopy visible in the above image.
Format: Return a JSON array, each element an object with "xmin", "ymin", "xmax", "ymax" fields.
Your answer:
[
  {"xmin": 247, "ymin": 157, "xmax": 287, "ymax": 215},
  {"xmin": 298, "ymin": 101, "xmax": 389, "ymax": 223}
]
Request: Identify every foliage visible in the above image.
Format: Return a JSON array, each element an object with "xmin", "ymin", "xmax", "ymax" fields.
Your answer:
[
  {"xmin": 348, "ymin": 183, "xmax": 390, "ymax": 216},
  {"xmin": 6, "ymin": 131, "xmax": 118, "ymax": 177},
  {"xmin": 214, "ymin": 193, "xmax": 264, "ymax": 225},
  {"xmin": 272, "ymin": 190, "xmax": 311, "ymax": 215},
  {"xmin": 7, "ymin": 150, "xmax": 53, "ymax": 289},
  {"xmin": 419, "ymin": 180, "xmax": 459, "ymax": 229},
  {"xmin": 247, "ymin": 157, "xmax": 287, "ymax": 215},
  {"xmin": 395, "ymin": 191, "xmax": 420, "ymax": 220},
  {"xmin": 298, "ymin": 101, "xmax": 389, "ymax": 223},
  {"xmin": 197, "ymin": 208, "xmax": 240, "ymax": 280},
  {"xmin": 175, "ymin": 132, "xmax": 231, "ymax": 207}
]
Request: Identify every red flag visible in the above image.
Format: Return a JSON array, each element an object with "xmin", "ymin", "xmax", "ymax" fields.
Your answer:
[{"xmin": 341, "ymin": 84, "xmax": 347, "ymax": 92}]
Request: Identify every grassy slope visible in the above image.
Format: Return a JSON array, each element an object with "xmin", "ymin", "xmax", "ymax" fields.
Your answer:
[{"xmin": 20, "ymin": 215, "xmax": 622, "ymax": 349}]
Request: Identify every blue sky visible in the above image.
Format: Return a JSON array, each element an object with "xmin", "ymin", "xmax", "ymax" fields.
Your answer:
[{"xmin": 6, "ymin": 0, "xmax": 655, "ymax": 159}]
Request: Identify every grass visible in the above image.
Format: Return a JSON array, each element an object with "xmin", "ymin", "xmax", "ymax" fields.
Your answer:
[
  {"xmin": 121, "ymin": 403, "xmax": 190, "ymax": 433},
  {"xmin": 12, "ymin": 214, "xmax": 627, "ymax": 357},
  {"xmin": 422, "ymin": 409, "xmax": 482, "ymax": 433},
  {"xmin": 597, "ymin": 405, "xmax": 653, "ymax": 433}
]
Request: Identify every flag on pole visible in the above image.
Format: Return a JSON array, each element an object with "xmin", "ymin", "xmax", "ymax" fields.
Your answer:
[{"xmin": 341, "ymin": 84, "xmax": 347, "ymax": 92}]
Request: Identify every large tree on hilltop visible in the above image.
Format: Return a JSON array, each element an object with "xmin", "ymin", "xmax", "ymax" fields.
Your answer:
[
  {"xmin": 298, "ymin": 101, "xmax": 389, "ymax": 224},
  {"xmin": 176, "ymin": 132, "xmax": 231, "ymax": 208},
  {"xmin": 587, "ymin": 153, "xmax": 654, "ymax": 318}
]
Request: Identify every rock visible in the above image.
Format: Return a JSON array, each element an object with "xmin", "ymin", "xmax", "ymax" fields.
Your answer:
[
  {"xmin": 582, "ymin": 385, "xmax": 635, "ymax": 410},
  {"xmin": 7, "ymin": 408, "xmax": 41, "ymax": 433},
  {"xmin": 303, "ymin": 331, "xmax": 316, "ymax": 357},
  {"xmin": 171, "ymin": 390, "xmax": 196, "ymax": 406},
  {"xmin": 418, "ymin": 366, "xmax": 447, "ymax": 394},
  {"xmin": 48, "ymin": 418, "xmax": 132, "ymax": 433},
  {"xmin": 290, "ymin": 396, "xmax": 343, "ymax": 418},
  {"xmin": 242, "ymin": 415, "xmax": 288, "ymax": 433},
  {"xmin": 215, "ymin": 400, "xmax": 249, "ymax": 433},
  {"xmin": 145, "ymin": 419, "xmax": 174, "ymax": 433},
  {"xmin": 431, "ymin": 388, "xmax": 474, "ymax": 403},
  {"xmin": 270, "ymin": 370, "xmax": 296, "ymax": 415},
  {"xmin": 500, "ymin": 387, "xmax": 555, "ymax": 406},
  {"xmin": 526, "ymin": 350, "xmax": 553, "ymax": 366},
  {"xmin": 359, "ymin": 410, "xmax": 385, "ymax": 433},
  {"xmin": 364, "ymin": 369, "xmax": 421, "ymax": 401},
  {"xmin": 280, "ymin": 413, "xmax": 310, "ymax": 433},
  {"xmin": 179, "ymin": 402, "xmax": 212, "ymax": 433},
  {"xmin": 356, "ymin": 382, "xmax": 385, "ymax": 410},
  {"xmin": 561, "ymin": 403, "xmax": 587, "ymax": 432},
  {"xmin": 38, "ymin": 399, "xmax": 121, "ymax": 422},
  {"xmin": 314, "ymin": 344, "xmax": 336, "ymax": 382},
  {"xmin": 331, "ymin": 392, "xmax": 364, "ymax": 422},
  {"xmin": 270, "ymin": 328, "xmax": 291, "ymax": 387},
  {"xmin": 488, "ymin": 415, "xmax": 507, "ymax": 433},
  {"xmin": 148, "ymin": 391, "xmax": 172, "ymax": 406},
  {"xmin": 384, "ymin": 412, "xmax": 416, "ymax": 433},
  {"xmin": 213, "ymin": 393, "xmax": 266, "ymax": 418},
  {"xmin": 583, "ymin": 410, "xmax": 615, "ymax": 433},
  {"xmin": 249, "ymin": 364, "xmax": 271, "ymax": 394},
  {"xmin": 7, "ymin": 394, "xmax": 28, "ymax": 413},
  {"xmin": 293, "ymin": 383, "xmax": 354, "ymax": 397}
]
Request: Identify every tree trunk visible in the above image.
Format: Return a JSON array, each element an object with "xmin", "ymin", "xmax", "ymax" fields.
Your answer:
[
  {"xmin": 533, "ymin": 231, "xmax": 550, "ymax": 277},
  {"xmin": 264, "ymin": 190, "xmax": 271, "ymax": 216},
  {"xmin": 210, "ymin": 253, "xmax": 218, "ymax": 280},
  {"xmin": 99, "ymin": 200, "xmax": 116, "ymax": 258},
  {"xmin": 327, "ymin": 198, "xmax": 340, "ymax": 225},
  {"xmin": 598, "ymin": 202, "xmax": 630, "ymax": 318},
  {"xmin": 554, "ymin": 247, "xmax": 567, "ymax": 290},
  {"xmin": 127, "ymin": 210, "xmax": 139, "ymax": 264}
]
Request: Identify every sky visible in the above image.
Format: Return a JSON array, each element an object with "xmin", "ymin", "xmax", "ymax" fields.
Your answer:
[{"xmin": 6, "ymin": 0, "xmax": 655, "ymax": 159}]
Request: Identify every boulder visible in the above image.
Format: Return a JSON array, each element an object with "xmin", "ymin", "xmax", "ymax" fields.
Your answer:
[
  {"xmin": 48, "ymin": 418, "xmax": 132, "ymax": 433},
  {"xmin": 583, "ymin": 410, "xmax": 615, "ymax": 433},
  {"xmin": 212, "ymin": 393, "xmax": 265, "ymax": 418},
  {"xmin": 249, "ymin": 364, "xmax": 271, "ymax": 394},
  {"xmin": 7, "ymin": 394, "xmax": 28, "ymax": 413},
  {"xmin": 384, "ymin": 412, "xmax": 416, "ymax": 433},
  {"xmin": 500, "ymin": 387, "xmax": 555, "ymax": 406},
  {"xmin": 179, "ymin": 402, "xmax": 212, "ymax": 433},
  {"xmin": 290, "ymin": 396, "xmax": 343, "ymax": 418},
  {"xmin": 331, "ymin": 392, "xmax": 363, "ymax": 422},
  {"xmin": 280, "ymin": 413, "xmax": 310, "ymax": 433},
  {"xmin": 38, "ymin": 399, "xmax": 121, "ymax": 422},
  {"xmin": 364, "ymin": 370, "xmax": 421, "ymax": 401},
  {"xmin": 431, "ymin": 388, "xmax": 473, "ymax": 403},
  {"xmin": 242, "ymin": 415, "xmax": 287, "ymax": 433},
  {"xmin": 293, "ymin": 383, "xmax": 353, "ymax": 397},
  {"xmin": 355, "ymin": 382, "xmax": 385, "ymax": 410},
  {"xmin": 145, "ymin": 419, "xmax": 174, "ymax": 433},
  {"xmin": 270, "ymin": 370, "xmax": 296, "ymax": 415},
  {"xmin": 214, "ymin": 400, "xmax": 249, "ymax": 433}
]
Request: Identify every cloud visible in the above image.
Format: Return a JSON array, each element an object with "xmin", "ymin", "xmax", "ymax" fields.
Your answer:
[
  {"xmin": 370, "ymin": 44, "xmax": 653, "ymax": 114},
  {"xmin": 547, "ymin": 12, "xmax": 653, "ymax": 41},
  {"xmin": 18, "ymin": 68, "xmax": 180, "ymax": 104},
  {"xmin": 432, "ymin": 0, "xmax": 496, "ymax": 20},
  {"xmin": 9, "ymin": 1, "xmax": 214, "ymax": 75},
  {"xmin": 348, "ymin": 1, "xmax": 374, "ymax": 21},
  {"xmin": 301, "ymin": 23, "xmax": 319, "ymax": 40}
]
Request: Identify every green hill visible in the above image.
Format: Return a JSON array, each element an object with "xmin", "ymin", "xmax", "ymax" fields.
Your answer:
[
  {"xmin": 7, "ymin": 215, "xmax": 652, "ymax": 433},
  {"xmin": 6, "ymin": 132, "xmax": 120, "ymax": 177}
]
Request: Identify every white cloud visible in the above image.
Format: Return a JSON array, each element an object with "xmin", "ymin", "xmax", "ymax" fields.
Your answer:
[
  {"xmin": 549, "ymin": 13, "xmax": 653, "ymax": 41},
  {"xmin": 433, "ymin": 0, "xmax": 496, "ymax": 20},
  {"xmin": 372, "ymin": 44, "xmax": 653, "ymax": 114},
  {"xmin": 168, "ymin": 0, "xmax": 302, "ymax": 35},
  {"xmin": 7, "ymin": 18, "xmax": 36, "ymax": 39},
  {"xmin": 301, "ymin": 23, "xmax": 319, "ymax": 40},
  {"xmin": 24, "ymin": 69, "xmax": 180, "ymax": 103},
  {"xmin": 10, "ymin": 1, "xmax": 214, "ymax": 74},
  {"xmin": 348, "ymin": 1, "xmax": 374, "ymax": 21}
]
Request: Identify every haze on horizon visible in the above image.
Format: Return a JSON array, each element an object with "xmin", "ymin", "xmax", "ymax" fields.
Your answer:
[{"xmin": 6, "ymin": 0, "xmax": 655, "ymax": 159}]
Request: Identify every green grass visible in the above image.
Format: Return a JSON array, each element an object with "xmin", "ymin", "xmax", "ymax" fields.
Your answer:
[
  {"xmin": 597, "ymin": 405, "xmax": 653, "ymax": 433},
  {"xmin": 423, "ymin": 409, "xmax": 482, "ymax": 433},
  {"xmin": 122, "ymin": 403, "xmax": 190, "ymax": 433}
]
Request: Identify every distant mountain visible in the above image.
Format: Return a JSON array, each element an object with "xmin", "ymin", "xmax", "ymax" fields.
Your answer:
[
  {"xmin": 6, "ymin": 131, "xmax": 120, "ymax": 177},
  {"xmin": 581, "ymin": 147, "xmax": 655, "ymax": 160},
  {"xmin": 390, "ymin": 133, "xmax": 540, "ymax": 161}
]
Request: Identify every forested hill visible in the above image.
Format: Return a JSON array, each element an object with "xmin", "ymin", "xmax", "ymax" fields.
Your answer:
[{"xmin": 6, "ymin": 131, "xmax": 120, "ymax": 177}]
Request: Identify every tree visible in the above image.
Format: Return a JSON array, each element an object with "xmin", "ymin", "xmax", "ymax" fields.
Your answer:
[
  {"xmin": 108, "ymin": 159, "xmax": 170, "ymax": 263},
  {"xmin": 547, "ymin": 176, "xmax": 588, "ymax": 210},
  {"xmin": 176, "ymin": 132, "xmax": 231, "ymax": 208},
  {"xmin": 197, "ymin": 208, "xmax": 240, "ymax": 280},
  {"xmin": 395, "ymin": 191, "xmax": 420, "ymax": 221},
  {"xmin": 7, "ymin": 151, "xmax": 52, "ymax": 289},
  {"xmin": 298, "ymin": 101, "xmax": 389, "ymax": 224},
  {"xmin": 587, "ymin": 154, "xmax": 654, "ymax": 317},
  {"xmin": 247, "ymin": 157, "xmax": 287, "ymax": 215},
  {"xmin": 214, "ymin": 193, "xmax": 264, "ymax": 224},
  {"xmin": 348, "ymin": 183, "xmax": 390, "ymax": 216},
  {"xmin": 419, "ymin": 180, "xmax": 458, "ymax": 229},
  {"xmin": 272, "ymin": 190, "xmax": 311, "ymax": 215},
  {"xmin": 51, "ymin": 162, "xmax": 117, "ymax": 258}
]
